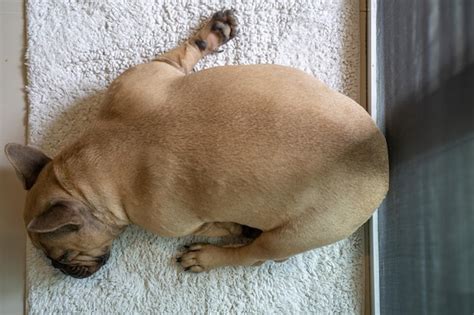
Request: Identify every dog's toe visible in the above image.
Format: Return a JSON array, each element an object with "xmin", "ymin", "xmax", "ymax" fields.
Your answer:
[
  {"xmin": 177, "ymin": 243, "xmax": 207, "ymax": 272},
  {"xmin": 180, "ymin": 257, "xmax": 198, "ymax": 268}
]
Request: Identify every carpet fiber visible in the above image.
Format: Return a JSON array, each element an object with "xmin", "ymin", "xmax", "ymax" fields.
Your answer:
[{"xmin": 25, "ymin": 0, "xmax": 363, "ymax": 313}]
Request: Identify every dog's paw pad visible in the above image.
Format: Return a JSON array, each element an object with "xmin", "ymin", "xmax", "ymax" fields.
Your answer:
[
  {"xmin": 193, "ymin": 9, "xmax": 237, "ymax": 53},
  {"xmin": 209, "ymin": 9, "xmax": 238, "ymax": 44}
]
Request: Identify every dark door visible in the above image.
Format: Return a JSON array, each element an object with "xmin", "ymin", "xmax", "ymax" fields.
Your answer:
[{"xmin": 376, "ymin": 1, "xmax": 474, "ymax": 314}]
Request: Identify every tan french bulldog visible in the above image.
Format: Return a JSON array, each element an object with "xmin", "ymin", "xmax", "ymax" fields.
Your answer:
[{"xmin": 5, "ymin": 10, "xmax": 388, "ymax": 279}]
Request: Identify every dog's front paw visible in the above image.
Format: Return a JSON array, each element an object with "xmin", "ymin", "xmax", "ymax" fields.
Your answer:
[{"xmin": 176, "ymin": 243, "xmax": 226, "ymax": 273}]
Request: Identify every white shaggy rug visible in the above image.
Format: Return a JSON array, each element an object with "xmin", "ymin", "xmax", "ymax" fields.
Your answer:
[{"xmin": 25, "ymin": 0, "xmax": 363, "ymax": 314}]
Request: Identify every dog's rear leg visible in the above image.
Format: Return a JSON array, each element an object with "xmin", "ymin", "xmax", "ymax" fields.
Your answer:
[{"xmin": 155, "ymin": 10, "xmax": 237, "ymax": 74}]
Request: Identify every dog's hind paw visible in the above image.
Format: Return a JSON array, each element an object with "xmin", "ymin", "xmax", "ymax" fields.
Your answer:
[
  {"xmin": 193, "ymin": 9, "xmax": 238, "ymax": 53},
  {"xmin": 209, "ymin": 9, "xmax": 238, "ymax": 44}
]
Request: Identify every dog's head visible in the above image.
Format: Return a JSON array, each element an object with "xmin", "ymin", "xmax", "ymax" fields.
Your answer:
[{"xmin": 5, "ymin": 143, "xmax": 118, "ymax": 278}]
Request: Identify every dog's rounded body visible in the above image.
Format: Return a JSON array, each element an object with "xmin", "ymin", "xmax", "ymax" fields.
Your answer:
[
  {"xmin": 6, "ymin": 10, "xmax": 388, "ymax": 277},
  {"xmin": 88, "ymin": 63, "xmax": 388, "ymax": 243}
]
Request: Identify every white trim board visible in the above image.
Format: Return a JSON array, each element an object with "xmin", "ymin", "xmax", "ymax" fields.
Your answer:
[{"xmin": 368, "ymin": 0, "xmax": 381, "ymax": 314}]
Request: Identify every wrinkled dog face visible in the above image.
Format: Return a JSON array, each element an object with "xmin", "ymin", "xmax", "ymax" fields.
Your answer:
[
  {"xmin": 5, "ymin": 144, "xmax": 116, "ymax": 278},
  {"xmin": 30, "ymin": 227, "xmax": 112, "ymax": 278},
  {"xmin": 27, "ymin": 199, "xmax": 114, "ymax": 279}
]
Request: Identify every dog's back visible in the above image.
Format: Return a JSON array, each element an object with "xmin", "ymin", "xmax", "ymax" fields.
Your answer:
[{"xmin": 86, "ymin": 63, "xmax": 388, "ymax": 237}]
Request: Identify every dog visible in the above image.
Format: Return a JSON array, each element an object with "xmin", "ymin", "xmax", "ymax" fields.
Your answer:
[{"xmin": 5, "ymin": 10, "xmax": 388, "ymax": 278}]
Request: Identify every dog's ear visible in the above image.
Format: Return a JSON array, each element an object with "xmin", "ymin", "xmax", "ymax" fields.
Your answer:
[
  {"xmin": 4, "ymin": 143, "xmax": 51, "ymax": 190},
  {"xmin": 27, "ymin": 204, "xmax": 83, "ymax": 233}
]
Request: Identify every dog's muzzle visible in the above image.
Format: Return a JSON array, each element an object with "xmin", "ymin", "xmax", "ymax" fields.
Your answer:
[{"xmin": 49, "ymin": 252, "xmax": 110, "ymax": 279}]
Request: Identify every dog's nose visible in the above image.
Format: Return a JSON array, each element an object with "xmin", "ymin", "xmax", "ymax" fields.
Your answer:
[
  {"xmin": 48, "ymin": 257, "xmax": 65, "ymax": 270},
  {"xmin": 51, "ymin": 260, "xmax": 63, "ymax": 269}
]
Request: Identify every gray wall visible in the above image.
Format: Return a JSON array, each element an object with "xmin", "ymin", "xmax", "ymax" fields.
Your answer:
[
  {"xmin": 376, "ymin": 0, "xmax": 474, "ymax": 314},
  {"xmin": 0, "ymin": 1, "xmax": 26, "ymax": 314}
]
